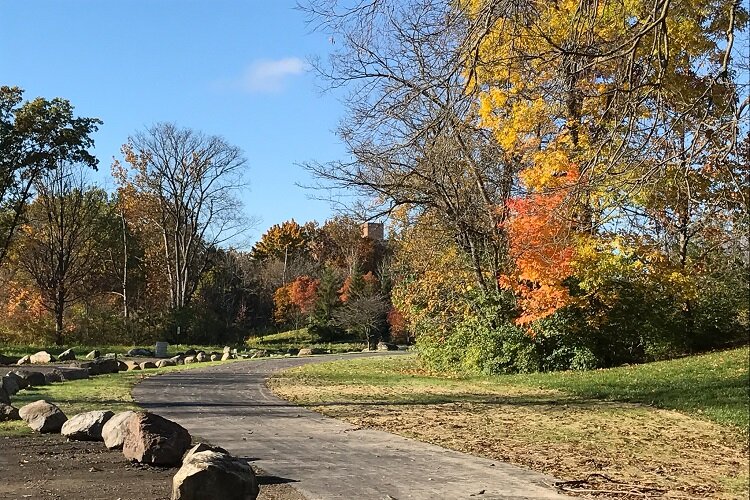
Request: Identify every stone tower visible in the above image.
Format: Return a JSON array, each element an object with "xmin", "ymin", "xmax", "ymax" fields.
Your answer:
[{"xmin": 361, "ymin": 222, "xmax": 384, "ymax": 241}]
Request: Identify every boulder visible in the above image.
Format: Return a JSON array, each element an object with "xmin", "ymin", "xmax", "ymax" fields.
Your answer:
[
  {"xmin": 44, "ymin": 370, "xmax": 65, "ymax": 384},
  {"xmin": 122, "ymin": 412, "xmax": 192, "ymax": 466},
  {"xmin": 140, "ymin": 361, "xmax": 157, "ymax": 370},
  {"xmin": 377, "ymin": 342, "xmax": 398, "ymax": 351},
  {"xmin": 195, "ymin": 352, "xmax": 207, "ymax": 362},
  {"xmin": 169, "ymin": 355, "xmax": 184, "ymax": 365},
  {"xmin": 0, "ymin": 386, "xmax": 9, "ymax": 404},
  {"xmin": 210, "ymin": 354, "xmax": 220, "ymax": 362},
  {"xmin": 14, "ymin": 370, "xmax": 46, "ymax": 387},
  {"xmin": 0, "ymin": 353, "xmax": 19, "ymax": 365},
  {"xmin": 221, "ymin": 352, "xmax": 231, "ymax": 362},
  {"xmin": 63, "ymin": 367, "xmax": 90, "ymax": 381},
  {"xmin": 16, "ymin": 355, "xmax": 31, "ymax": 365},
  {"xmin": 297, "ymin": 348, "xmax": 313, "ymax": 356},
  {"xmin": 30, "ymin": 351, "xmax": 56, "ymax": 364},
  {"xmin": 184, "ymin": 356, "xmax": 196, "ymax": 364},
  {"xmin": 2, "ymin": 374, "xmax": 20, "ymax": 396},
  {"xmin": 86, "ymin": 349, "xmax": 101, "ymax": 359},
  {"xmin": 57, "ymin": 348, "xmax": 76, "ymax": 361},
  {"xmin": 127, "ymin": 348, "xmax": 155, "ymax": 357},
  {"xmin": 124, "ymin": 360, "xmax": 141, "ymax": 371},
  {"xmin": 94, "ymin": 358, "xmax": 120, "ymax": 374},
  {"xmin": 223, "ymin": 346, "xmax": 231, "ymax": 354},
  {"xmin": 19, "ymin": 400, "xmax": 67, "ymax": 433},
  {"xmin": 156, "ymin": 359, "xmax": 176, "ymax": 369},
  {"xmin": 250, "ymin": 350, "xmax": 268, "ymax": 359},
  {"xmin": 182, "ymin": 443, "xmax": 229, "ymax": 463},
  {"xmin": 5, "ymin": 371, "xmax": 27, "ymax": 390},
  {"xmin": 172, "ymin": 450, "xmax": 259, "ymax": 500},
  {"xmin": 61, "ymin": 410, "xmax": 114, "ymax": 441},
  {"xmin": 102, "ymin": 410, "xmax": 137, "ymax": 449},
  {"xmin": 286, "ymin": 348, "xmax": 300, "ymax": 356},
  {"xmin": 184, "ymin": 349, "xmax": 197, "ymax": 357},
  {"xmin": 0, "ymin": 402, "xmax": 20, "ymax": 421},
  {"xmin": 116, "ymin": 360, "xmax": 128, "ymax": 371}
]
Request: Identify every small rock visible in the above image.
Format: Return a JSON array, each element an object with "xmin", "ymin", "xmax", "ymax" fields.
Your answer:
[
  {"xmin": 122, "ymin": 412, "xmax": 192, "ymax": 466},
  {"xmin": 61, "ymin": 410, "xmax": 114, "ymax": 441},
  {"xmin": 195, "ymin": 352, "xmax": 207, "ymax": 362},
  {"xmin": 172, "ymin": 450, "xmax": 259, "ymax": 500},
  {"xmin": 210, "ymin": 354, "xmax": 220, "ymax": 362},
  {"xmin": 169, "ymin": 355, "xmax": 184, "ymax": 365},
  {"xmin": 16, "ymin": 355, "xmax": 31, "ymax": 365},
  {"xmin": 377, "ymin": 342, "xmax": 398, "ymax": 351},
  {"xmin": 127, "ymin": 348, "xmax": 155, "ymax": 357},
  {"xmin": 30, "ymin": 351, "xmax": 56, "ymax": 364},
  {"xmin": 5, "ymin": 371, "xmax": 27, "ymax": 390},
  {"xmin": 14, "ymin": 370, "xmax": 46, "ymax": 387},
  {"xmin": 140, "ymin": 361, "xmax": 157, "ymax": 370},
  {"xmin": 57, "ymin": 349, "xmax": 76, "ymax": 361},
  {"xmin": 102, "ymin": 410, "xmax": 137, "ymax": 449},
  {"xmin": 0, "ymin": 402, "xmax": 20, "ymax": 421},
  {"xmin": 250, "ymin": 350, "xmax": 268, "ymax": 359},
  {"xmin": 124, "ymin": 361, "xmax": 141, "ymax": 371},
  {"xmin": 86, "ymin": 350, "xmax": 101, "ymax": 359},
  {"xmin": 183, "ymin": 356, "xmax": 196, "ymax": 364},
  {"xmin": 1, "ymin": 374, "xmax": 20, "ymax": 395},
  {"xmin": 19, "ymin": 400, "xmax": 67, "ymax": 433},
  {"xmin": 156, "ymin": 359, "xmax": 176, "ymax": 368},
  {"xmin": 44, "ymin": 370, "xmax": 65, "ymax": 384}
]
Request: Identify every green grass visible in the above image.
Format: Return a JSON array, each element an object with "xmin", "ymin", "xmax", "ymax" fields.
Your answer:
[
  {"xmin": 513, "ymin": 348, "xmax": 750, "ymax": 431},
  {"xmin": 245, "ymin": 327, "xmax": 364, "ymax": 354},
  {"xmin": 1, "ymin": 343, "xmax": 233, "ymax": 359},
  {"xmin": 0, "ymin": 359, "xmax": 237, "ymax": 437},
  {"xmin": 275, "ymin": 347, "xmax": 750, "ymax": 432}
]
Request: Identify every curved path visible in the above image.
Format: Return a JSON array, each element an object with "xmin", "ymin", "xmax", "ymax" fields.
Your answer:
[{"xmin": 133, "ymin": 354, "xmax": 566, "ymax": 500}]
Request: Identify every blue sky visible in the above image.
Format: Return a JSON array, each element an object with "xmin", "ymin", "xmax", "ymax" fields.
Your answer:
[{"xmin": 0, "ymin": 0, "xmax": 348, "ymax": 244}]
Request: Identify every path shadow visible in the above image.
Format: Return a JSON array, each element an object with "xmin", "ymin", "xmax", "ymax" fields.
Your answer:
[{"xmin": 256, "ymin": 475, "xmax": 299, "ymax": 485}]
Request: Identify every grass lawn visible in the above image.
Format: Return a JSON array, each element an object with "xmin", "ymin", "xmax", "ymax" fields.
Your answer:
[
  {"xmin": 246, "ymin": 328, "xmax": 364, "ymax": 355},
  {"xmin": 270, "ymin": 347, "xmax": 750, "ymax": 498},
  {"xmin": 0, "ymin": 359, "xmax": 235, "ymax": 437}
]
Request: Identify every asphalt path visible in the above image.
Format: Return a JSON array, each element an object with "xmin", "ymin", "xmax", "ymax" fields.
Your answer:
[{"xmin": 132, "ymin": 354, "xmax": 567, "ymax": 500}]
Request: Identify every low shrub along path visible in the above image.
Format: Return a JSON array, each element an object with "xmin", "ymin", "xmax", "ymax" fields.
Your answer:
[{"xmin": 133, "ymin": 353, "xmax": 567, "ymax": 500}]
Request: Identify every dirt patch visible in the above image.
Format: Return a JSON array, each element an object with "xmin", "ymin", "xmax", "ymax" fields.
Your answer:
[
  {"xmin": 272, "ymin": 381, "xmax": 749, "ymax": 499},
  {"xmin": 0, "ymin": 434, "xmax": 305, "ymax": 500}
]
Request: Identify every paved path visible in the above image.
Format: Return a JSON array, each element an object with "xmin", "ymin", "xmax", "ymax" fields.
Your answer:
[{"xmin": 133, "ymin": 354, "xmax": 567, "ymax": 500}]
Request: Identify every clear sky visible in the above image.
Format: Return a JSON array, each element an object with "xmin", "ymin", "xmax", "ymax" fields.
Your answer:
[{"xmin": 0, "ymin": 0, "xmax": 348, "ymax": 245}]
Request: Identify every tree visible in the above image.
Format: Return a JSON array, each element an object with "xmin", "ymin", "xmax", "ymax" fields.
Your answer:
[
  {"xmin": 0, "ymin": 86, "xmax": 100, "ymax": 268},
  {"xmin": 16, "ymin": 164, "xmax": 108, "ymax": 344},
  {"xmin": 120, "ymin": 123, "xmax": 249, "ymax": 313}
]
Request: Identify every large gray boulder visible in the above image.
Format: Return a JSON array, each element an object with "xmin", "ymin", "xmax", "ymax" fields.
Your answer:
[
  {"xmin": 44, "ymin": 370, "xmax": 65, "ymax": 384},
  {"xmin": 172, "ymin": 450, "xmax": 259, "ymax": 500},
  {"xmin": 57, "ymin": 348, "xmax": 76, "ymax": 361},
  {"xmin": 0, "ymin": 402, "xmax": 20, "ymax": 421},
  {"xmin": 14, "ymin": 370, "xmax": 46, "ymax": 387},
  {"xmin": 0, "ymin": 353, "xmax": 19, "ymax": 365},
  {"xmin": 61, "ymin": 410, "xmax": 114, "ymax": 441},
  {"xmin": 1, "ymin": 374, "xmax": 20, "ymax": 395},
  {"xmin": 182, "ymin": 443, "xmax": 229, "ymax": 463},
  {"xmin": 30, "ymin": 351, "xmax": 56, "ymax": 364},
  {"xmin": 122, "ymin": 412, "xmax": 192, "ymax": 466},
  {"xmin": 19, "ymin": 400, "xmax": 67, "ymax": 433},
  {"xmin": 127, "ymin": 348, "xmax": 154, "ymax": 357},
  {"xmin": 77, "ymin": 358, "xmax": 120, "ymax": 375},
  {"xmin": 5, "ymin": 371, "xmax": 27, "ymax": 390},
  {"xmin": 102, "ymin": 410, "xmax": 137, "ymax": 449},
  {"xmin": 16, "ymin": 355, "xmax": 31, "ymax": 365}
]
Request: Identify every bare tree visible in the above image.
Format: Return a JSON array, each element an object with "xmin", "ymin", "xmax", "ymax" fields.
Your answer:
[
  {"xmin": 122, "ymin": 123, "xmax": 250, "ymax": 311},
  {"xmin": 17, "ymin": 163, "xmax": 106, "ymax": 344}
]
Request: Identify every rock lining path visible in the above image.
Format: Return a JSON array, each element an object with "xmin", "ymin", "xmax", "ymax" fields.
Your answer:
[{"xmin": 133, "ymin": 354, "xmax": 567, "ymax": 500}]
